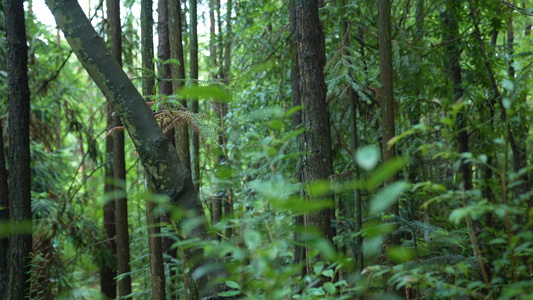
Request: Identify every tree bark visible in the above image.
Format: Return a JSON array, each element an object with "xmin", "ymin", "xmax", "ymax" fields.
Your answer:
[
  {"xmin": 5, "ymin": 0, "xmax": 32, "ymax": 298},
  {"xmin": 0, "ymin": 122, "xmax": 9, "ymax": 298},
  {"xmin": 146, "ymin": 0, "xmax": 167, "ymax": 298},
  {"xmin": 167, "ymin": 1, "xmax": 189, "ymax": 296},
  {"xmin": 189, "ymin": 0, "xmax": 200, "ymax": 193},
  {"xmin": 443, "ymin": 0, "xmax": 472, "ymax": 191},
  {"xmin": 294, "ymin": 0, "xmax": 335, "ymax": 253},
  {"xmin": 108, "ymin": 0, "xmax": 132, "ymax": 297},
  {"xmin": 378, "ymin": 0, "xmax": 397, "ymax": 192},
  {"xmin": 101, "ymin": 0, "xmax": 117, "ymax": 297},
  {"xmin": 288, "ymin": 0, "xmax": 305, "ymax": 268},
  {"xmin": 168, "ymin": 0, "xmax": 190, "ymax": 172}
]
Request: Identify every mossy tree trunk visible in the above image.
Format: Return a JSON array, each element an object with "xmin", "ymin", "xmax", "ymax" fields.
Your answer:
[{"xmin": 45, "ymin": 0, "xmax": 218, "ymax": 297}]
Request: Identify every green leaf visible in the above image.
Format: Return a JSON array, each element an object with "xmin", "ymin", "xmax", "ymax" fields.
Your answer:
[
  {"xmin": 244, "ymin": 230, "xmax": 261, "ymax": 249},
  {"xmin": 387, "ymin": 245, "xmax": 414, "ymax": 264},
  {"xmin": 178, "ymin": 85, "xmax": 231, "ymax": 102},
  {"xmin": 284, "ymin": 105, "xmax": 304, "ymax": 118},
  {"xmin": 323, "ymin": 282, "xmax": 336, "ymax": 294},
  {"xmin": 322, "ymin": 269, "xmax": 334, "ymax": 278},
  {"xmin": 502, "ymin": 79, "xmax": 514, "ymax": 91},
  {"xmin": 313, "ymin": 263, "xmax": 324, "ymax": 274},
  {"xmin": 365, "ymin": 157, "xmax": 407, "ymax": 191},
  {"xmin": 218, "ymin": 290, "xmax": 241, "ymax": 297},
  {"xmin": 268, "ymin": 119, "xmax": 283, "ymax": 129},
  {"xmin": 370, "ymin": 181, "xmax": 407, "ymax": 214},
  {"xmin": 225, "ymin": 281, "xmax": 241, "ymax": 290},
  {"xmin": 356, "ymin": 146, "xmax": 380, "ymax": 171}
]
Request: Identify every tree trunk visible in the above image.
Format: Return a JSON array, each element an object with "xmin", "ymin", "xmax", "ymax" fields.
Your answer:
[
  {"xmin": 107, "ymin": 0, "xmax": 132, "ymax": 297},
  {"xmin": 0, "ymin": 122, "xmax": 9, "ymax": 298},
  {"xmin": 378, "ymin": 0, "xmax": 397, "ymax": 197},
  {"xmin": 45, "ymin": 0, "xmax": 221, "ymax": 297},
  {"xmin": 294, "ymin": 0, "xmax": 335, "ymax": 258},
  {"xmin": 101, "ymin": 0, "xmax": 118, "ymax": 297},
  {"xmin": 189, "ymin": 0, "xmax": 200, "ymax": 193},
  {"xmin": 210, "ymin": 0, "xmax": 222, "ymax": 227},
  {"xmin": 443, "ymin": 0, "xmax": 472, "ymax": 191},
  {"xmin": 288, "ymin": 0, "xmax": 305, "ymax": 268},
  {"xmin": 5, "ymin": 0, "xmax": 32, "ymax": 298},
  {"xmin": 168, "ymin": 0, "xmax": 190, "ymax": 172},
  {"xmin": 145, "ymin": 0, "xmax": 167, "ymax": 298},
  {"xmin": 167, "ymin": 1, "xmax": 189, "ymax": 296},
  {"xmin": 341, "ymin": 0, "xmax": 363, "ymax": 275}
]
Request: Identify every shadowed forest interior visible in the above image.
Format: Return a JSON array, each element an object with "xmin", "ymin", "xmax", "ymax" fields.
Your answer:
[{"xmin": 2, "ymin": 0, "xmax": 533, "ymax": 299}]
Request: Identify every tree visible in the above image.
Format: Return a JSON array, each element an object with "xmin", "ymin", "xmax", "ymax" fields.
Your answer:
[
  {"xmin": 0, "ymin": 122, "xmax": 9, "ymax": 297},
  {"xmin": 4, "ymin": 0, "xmax": 32, "ymax": 298},
  {"xmin": 45, "ymin": 0, "xmax": 219, "ymax": 297},
  {"xmin": 144, "ymin": 0, "xmax": 166, "ymax": 299},
  {"xmin": 189, "ymin": 0, "xmax": 200, "ymax": 193},
  {"xmin": 100, "ymin": 0, "xmax": 118, "ymax": 297},
  {"xmin": 293, "ymin": 0, "xmax": 335, "ymax": 252},
  {"xmin": 106, "ymin": 0, "xmax": 132, "ymax": 297}
]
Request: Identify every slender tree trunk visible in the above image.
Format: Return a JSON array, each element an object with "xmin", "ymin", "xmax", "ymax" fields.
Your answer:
[
  {"xmin": 340, "ymin": 0, "xmax": 364, "ymax": 275},
  {"xmin": 221, "ymin": 0, "xmax": 232, "ymax": 239},
  {"xmin": 107, "ymin": 0, "xmax": 132, "ymax": 298},
  {"xmin": 168, "ymin": 0, "xmax": 190, "ymax": 171},
  {"xmin": 378, "ymin": 0, "xmax": 397, "ymax": 194},
  {"xmin": 443, "ymin": 0, "xmax": 472, "ymax": 191},
  {"xmin": 0, "ymin": 122, "xmax": 9, "ymax": 297},
  {"xmin": 144, "ymin": 0, "xmax": 167, "ymax": 299},
  {"xmin": 288, "ymin": 0, "xmax": 305, "ymax": 267},
  {"xmin": 210, "ymin": 0, "xmax": 222, "ymax": 227},
  {"xmin": 294, "ymin": 0, "xmax": 335, "ymax": 264},
  {"xmin": 378, "ymin": 1, "xmax": 399, "ymax": 293},
  {"xmin": 167, "ymin": 1, "xmax": 189, "ymax": 296},
  {"xmin": 5, "ymin": 0, "xmax": 32, "ymax": 298},
  {"xmin": 101, "ymin": 0, "xmax": 117, "ymax": 297},
  {"xmin": 189, "ymin": 0, "xmax": 200, "ymax": 193}
]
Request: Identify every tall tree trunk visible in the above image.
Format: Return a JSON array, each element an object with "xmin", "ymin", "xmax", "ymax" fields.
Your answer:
[
  {"xmin": 167, "ymin": 1, "xmax": 189, "ymax": 296},
  {"xmin": 5, "ymin": 0, "xmax": 32, "ymax": 298},
  {"xmin": 443, "ymin": 0, "xmax": 472, "ymax": 191},
  {"xmin": 288, "ymin": 0, "xmax": 305, "ymax": 267},
  {"xmin": 294, "ymin": 0, "xmax": 335, "ymax": 264},
  {"xmin": 0, "ymin": 123, "xmax": 9, "ymax": 298},
  {"xmin": 221, "ymin": 0, "xmax": 232, "ymax": 239},
  {"xmin": 378, "ymin": 0, "xmax": 397, "ymax": 201},
  {"xmin": 107, "ymin": 0, "xmax": 132, "ymax": 298},
  {"xmin": 378, "ymin": 1, "xmax": 399, "ymax": 293},
  {"xmin": 101, "ymin": 0, "xmax": 117, "ymax": 297},
  {"xmin": 145, "ymin": 0, "xmax": 167, "ymax": 299},
  {"xmin": 210, "ymin": 0, "xmax": 222, "ymax": 227},
  {"xmin": 340, "ymin": 0, "xmax": 363, "ymax": 275},
  {"xmin": 189, "ymin": 0, "xmax": 200, "ymax": 193}
]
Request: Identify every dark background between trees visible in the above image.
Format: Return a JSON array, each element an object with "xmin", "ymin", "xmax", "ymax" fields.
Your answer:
[{"xmin": 2, "ymin": 0, "xmax": 533, "ymax": 299}]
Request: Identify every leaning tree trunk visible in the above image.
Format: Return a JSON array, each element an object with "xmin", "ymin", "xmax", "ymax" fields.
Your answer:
[
  {"xmin": 45, "ymin": 0, "xmax": 220, "ymax": 298},
  {"xmin": 5, "ymin": 0, "xmax": 32, "ymax": 299},
  {"xmin": 293, "ymin": 0, "xmax": 335, "ymax": 269}
]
